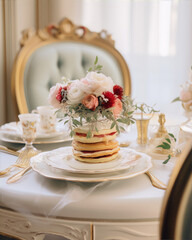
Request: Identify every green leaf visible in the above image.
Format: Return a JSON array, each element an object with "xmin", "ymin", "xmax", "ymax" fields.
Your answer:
[
  {"xmin": 128, "ymin": 111, "xmax": 134, "ymax": 115},
  {"xmin": 157, "ymin": 144, "xmax": 166, "ymax": 149},
  {"xmin": 162, "ymin": 142, "xmax": 171, "ymax": 149},
  {"xmin": 163, "ymin": 155, "xmax": 171, "ymax": 164},
  {"xmin": 94, "ymin": 56, "xmax": 98, "ymax": 65},
  {"xmin": 116, "ymin": 124, "xmax": 120, "ymax": 133},
  {"xmin": 120, "ymin": 126, "xmax": 125, "ymax": 131},
  {"xmin": 165, "ymin": 138, "xmax": 171, "ymax": 144},
  {"xmin": 88, "ymin": 67, "xmax": 92, "ymax": 72},
  {"xmin": 70, "ymin": 131, "xmax": 74, "ymax": 138},
  {"xmin": 168, "ymin": 133, "xmax": 177, "ymax": 142},
  {"xmin": 157, "ymin": 142, "xmax": 171, "ymax": 149},
  {"xmin": 171, "ymin": 97, "xmax": 181, "ymax": 103},
  {"xmin": 72, "ymin": 119, "xmax": 81, "ymax": 126},
  {"xmin": 87, "ymin": 130, "xmax": 92, "ymax": 138},
  {"xmin": 111, "ymin": 121, "xmax": 116, "ymax": 129}
]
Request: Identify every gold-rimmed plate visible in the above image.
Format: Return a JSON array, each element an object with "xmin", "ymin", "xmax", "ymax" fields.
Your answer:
[
  {"xmin": 0, "ymin": 120, "xmax": 72, "ymax": 144},
  {"xmin": 30, "ymin": 148, "xmax": 152, "ymax": 182},
  {"xmin": 0, "ymin": 132, "xmax": 72, "ymax": 144},
  {"xmin": 42, "ymin": 146, "xmax": 146, "ymax": 174}
]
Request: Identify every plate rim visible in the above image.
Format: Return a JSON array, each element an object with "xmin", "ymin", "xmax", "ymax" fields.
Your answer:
[
  {"xmin": 43, "ymin": 146, "xmax": 149, "ymax": 175},
  {"xmin": 30, "ymin": 149, "xmax": 152, "ymax": 182},
  {"xmin": 0, "ymin": 131, "xmax": 72, "ymax": 144}
]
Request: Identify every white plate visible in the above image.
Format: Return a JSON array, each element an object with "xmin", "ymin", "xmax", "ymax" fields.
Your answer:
[
  {"xmin": 44, "ymin": 147, "xmax": 144, "ymax": 174},
  {"xmin": 0, "ymin": 121, "xmax": 72, "ymax": 144},
  {"xmin": 30, "ymin": 148, "xmax": 152, "ymax": 182},
  {"xmin": 180, "ymin": 121, "xmax": 192, "ymax": 134},
  {"xmin": 0, "ymin": 132, "xmax": 72, "ymax": 144},
  {"xmin": 0, "ymin": 121, "xmax": 69, "ymax": 139}
]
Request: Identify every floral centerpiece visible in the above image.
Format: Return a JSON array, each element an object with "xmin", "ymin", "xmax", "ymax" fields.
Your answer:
[
  {"xmin": 48, "ymin": 57, "xmax": 136, "ymax": 138},
  {"xmin": 48, "ymin": 57, "xmax": 158, "ymax": 163}
]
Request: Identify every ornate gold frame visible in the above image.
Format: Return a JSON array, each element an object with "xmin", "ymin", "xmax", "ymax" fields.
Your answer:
[{"xmin": 11, "ymin": 18, "xmax": 131, "ymax": 114}]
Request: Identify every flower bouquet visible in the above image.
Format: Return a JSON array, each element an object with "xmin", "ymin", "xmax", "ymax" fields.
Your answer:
[
  {"xmin": 49, "ymin": 57, "xmax": 136, "ymax": 137},
  {"xmin": 48, "ymin": 57, "xmax": 153, "ymax": 163}
]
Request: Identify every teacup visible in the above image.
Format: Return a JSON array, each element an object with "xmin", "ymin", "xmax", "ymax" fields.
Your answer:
[{"xmin": 33, "ymin": 106, "xmax": 57, "ymax": 133}]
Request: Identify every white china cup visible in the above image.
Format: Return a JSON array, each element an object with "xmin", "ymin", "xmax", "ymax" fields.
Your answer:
[{"xmin": 33, "ymin": 106, "xmax": 57, "ymax": 133}]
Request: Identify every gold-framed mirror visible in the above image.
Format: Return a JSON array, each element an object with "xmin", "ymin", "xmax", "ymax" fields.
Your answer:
[{"xmin": 12, "ymin": 18, "xmax": 131, "ymax": 114}]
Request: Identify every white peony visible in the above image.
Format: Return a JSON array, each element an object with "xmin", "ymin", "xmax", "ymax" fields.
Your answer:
[
  {"xmin": 67, "ymin": 80, "xmax": 86, "ymax": 104},
  {"xmin": 81, "ymin": 71, "xmax": 114, "ymax": 97}
]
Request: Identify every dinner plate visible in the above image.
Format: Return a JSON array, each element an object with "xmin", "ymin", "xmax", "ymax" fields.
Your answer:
[
  {"xmin": 0, "ymin": 121, "xmax": 72, "ymax": 144},
  {"xmin": 0, "ymin": 121, "xmax": 68, "ymax": 138},
  {"xmin": 43, "ymin": 147, "xmax": 144, "ymax": 174},
  {"xmin": 30, "ymin": 148, "xmax": 152, "ymax": 182}
]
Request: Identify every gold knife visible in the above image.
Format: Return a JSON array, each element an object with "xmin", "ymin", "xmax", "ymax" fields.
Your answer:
[{"xmin": 7, "ymin": 166, "xmax": 32, "ymax": 184}]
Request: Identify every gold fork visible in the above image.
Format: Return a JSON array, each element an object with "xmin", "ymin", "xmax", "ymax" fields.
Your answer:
[
  {"xmin": 7, "ymin": 149, "xmax": 40, "ymax": 183},
  {"xmin": 0, "ymin": 149, "xmax": 39, "ymax": 176}
]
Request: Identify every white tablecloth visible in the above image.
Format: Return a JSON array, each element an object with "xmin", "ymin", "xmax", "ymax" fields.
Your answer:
[{"xmin": 0, "ymin": 122, "xmax": 186, "ymax": 221}]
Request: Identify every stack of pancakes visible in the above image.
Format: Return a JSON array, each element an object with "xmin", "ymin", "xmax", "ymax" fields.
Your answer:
[{"xmin": 72, "ymin": 127, "xmax": 120, "ymax": 163}]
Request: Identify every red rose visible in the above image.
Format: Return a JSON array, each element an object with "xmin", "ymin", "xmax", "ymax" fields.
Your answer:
[
  {"xmin": 56, "ymin": 86, "xmax": 68, "ymax": 102},
  {"xmin": 102, "ymin": 91, "xmax": 116, "ymax": 109},
  {"xmin": 113, "ymin": 85, "xmax": 123, "ymax": 100},
  {"xmin": 82, "ymin": 94, "xmax": 99, "ymax": 111}
]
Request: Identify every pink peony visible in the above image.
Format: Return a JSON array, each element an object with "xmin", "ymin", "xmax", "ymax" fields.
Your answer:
[
  {"xmin": 180, "ymin": 90, "xmax": 192, "ymax": 102},
  {"xmin": 82, "ymin": 95, "xmax": 99, "ymax": 111},
  {"xmin": 112, "ymin": 98, "xmax": 123, "ymax": 118},
  {"xmin": 48, "ymin": 83, "xmax": 66, "ymax": 109}
]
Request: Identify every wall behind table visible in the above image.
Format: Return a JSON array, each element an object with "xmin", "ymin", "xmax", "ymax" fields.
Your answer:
[
  {"xmin": 1, "ymin": 0, "xmax": 192, "ymax": 124},
  {"xmin": 0, "ymin": 0, "xmax": 36, "ymax": 124}
]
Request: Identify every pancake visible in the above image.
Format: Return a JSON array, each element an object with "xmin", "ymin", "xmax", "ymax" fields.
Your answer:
[
  {"xmin": 73, "ymin": 127, "xmax": 117, "ymax": 143},
  {"xmin": 74, "ymin": 152, "xmax": 119, "ymax": 163},
  {"xmin": 73, "ymin": 146, "xmax": 120, "ymax": 158},
  {"xmin": 72, "ymin": 140, "xmax": 119, "ymax": 151}
]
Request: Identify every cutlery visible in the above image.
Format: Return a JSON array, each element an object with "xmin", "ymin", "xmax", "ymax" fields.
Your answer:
[
  {"xmin": 145, "ymin": 171, "xmax": 167, "ymax": 190},
  {"xmin": 0, "ymin": 149, "xmax": 39, "ymax": 176},
  {"xmin": 0, "ymin": 150, "xmax": 30, "ymax": 176},
  {"xmin": 7, "ymin": 166, "xmax": 32, "ymax": 184},
  {"xmin": 0, "ymin": 145, "xmax": 19, "ymax": 156}
]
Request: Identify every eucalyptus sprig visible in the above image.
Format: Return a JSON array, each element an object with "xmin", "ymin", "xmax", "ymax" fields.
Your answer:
[
  {"xmin": 156, "ymin": 133, "xmax": 177, "ymax": 164},
  {"xmin": 88, "ymin": 56, "xmax": 103, "ymax": 73}
]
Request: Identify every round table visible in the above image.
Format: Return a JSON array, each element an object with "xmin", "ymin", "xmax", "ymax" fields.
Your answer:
[{"xmin": 0, "ymin": 123, "xmax": 189, "ymax": 240}]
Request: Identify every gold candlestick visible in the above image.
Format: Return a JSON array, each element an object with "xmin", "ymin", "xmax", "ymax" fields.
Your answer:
[{"xmin": 155, "ymin": 113, "xmax": 168, "ymax": 138}]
